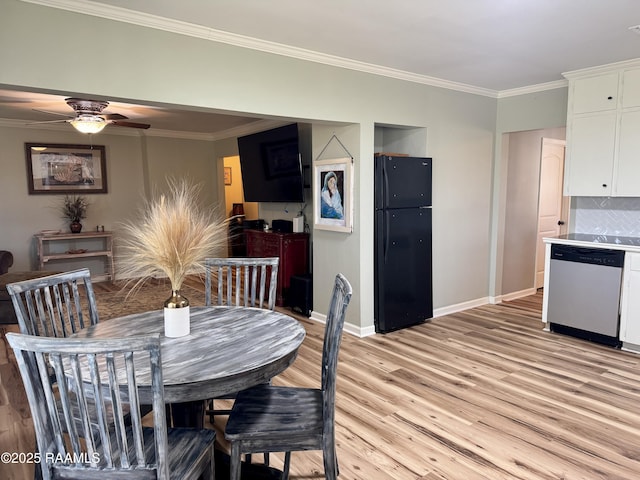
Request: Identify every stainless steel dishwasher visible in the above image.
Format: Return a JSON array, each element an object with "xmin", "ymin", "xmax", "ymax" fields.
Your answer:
[{"xmin": 546, "ymin": 243, "xmax": 624, "ymax": 347}]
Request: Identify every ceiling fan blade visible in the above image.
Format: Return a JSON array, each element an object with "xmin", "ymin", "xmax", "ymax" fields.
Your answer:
[
  {"xmin": 26, "ymin": 119, "xmax": 69, "ymax": 125},
  {"xmin": 110, "ymin": 120, "xmax": 151, "ymax": 129},
  {"xmin": 32, "ymin": 108, "xmax": 74, "ymax": 118},
  {"xmin": 102, "ymin": 113, "xmax": 128, "ymax": 120}
]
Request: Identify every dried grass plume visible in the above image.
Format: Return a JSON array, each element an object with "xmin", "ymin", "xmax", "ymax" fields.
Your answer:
[{"xmin": 118, "ymin": 179, "xmax": 229, "ymax": 293}]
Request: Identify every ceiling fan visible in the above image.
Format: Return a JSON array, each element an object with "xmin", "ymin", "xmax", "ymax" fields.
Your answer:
[{"xmin": 31, "ymin": 98, "xmax": 151, "ymax": 134}]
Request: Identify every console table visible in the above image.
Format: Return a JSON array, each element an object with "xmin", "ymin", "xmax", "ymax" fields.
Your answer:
[
  {"xmin": 35, "ymin": 231, "xmax": 114, "ymax": 282},
  {"xmin": 245, "ymin": 230, "xmax": 309, "ymax": 307}
]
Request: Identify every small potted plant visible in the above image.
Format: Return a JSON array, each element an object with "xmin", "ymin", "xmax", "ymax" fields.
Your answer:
[{"xmin": 61, "ymin": 194, "xmax": 89, "ymax": 233}]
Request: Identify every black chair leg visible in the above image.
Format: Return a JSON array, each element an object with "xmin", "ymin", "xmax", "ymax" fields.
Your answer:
[
  {"xmin": 282, "ymin": 452, "xmax": 291, "ymax": 480},
  {"xmin": 208, "ymin": 399, "xmax": 215, "ymax": 424}
]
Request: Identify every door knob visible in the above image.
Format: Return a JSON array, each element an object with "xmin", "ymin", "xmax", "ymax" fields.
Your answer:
[{"xmin": 558, "ymin": 221, "xmax": 565, "ymax": 225}]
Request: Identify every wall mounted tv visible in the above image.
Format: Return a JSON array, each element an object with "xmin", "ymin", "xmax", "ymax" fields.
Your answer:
[{"xmin": 238, "ymin": 123, "xmax": 305, "ymax": 203}]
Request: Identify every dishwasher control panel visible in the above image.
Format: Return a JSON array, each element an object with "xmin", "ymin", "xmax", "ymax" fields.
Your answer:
[{"xmin": 551, "ymin": 244, "xmax": 625, "ymax": 267}]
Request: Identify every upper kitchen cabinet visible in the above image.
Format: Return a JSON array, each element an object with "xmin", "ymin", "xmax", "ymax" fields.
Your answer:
[
  {"xmin": 622, "ymin": 68, "xmax": 640, "ymax": 108},
  {"xmin": 571, "ymin": 73, "xmax": 619, "ymax": 114},
  {"xmin": 563, "ymin": 60, "xmax": 640, "ymax": 197}
]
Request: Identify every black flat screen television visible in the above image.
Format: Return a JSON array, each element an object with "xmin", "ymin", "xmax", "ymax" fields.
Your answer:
[{"xmin": 238, "ymin": 124, "xmax": 305, "ymax": 203}]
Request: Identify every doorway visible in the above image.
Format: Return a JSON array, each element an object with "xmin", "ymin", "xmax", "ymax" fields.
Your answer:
[
  {"xmin": 222, "ymin": 155, "xmax": 258, "ymax": 219},
  {"xmin": 535, "ymin": 138, "xmax": 568, "ymax": 289},
  {"xmin": 501, "ymin": 127, "xmax": 566, "ymax": 298}
]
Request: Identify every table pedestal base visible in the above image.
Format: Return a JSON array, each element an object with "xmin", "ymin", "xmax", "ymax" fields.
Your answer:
[
  {"xmin": 167, "ymin": 400, "xmax": 205, "ymax": 428},
  {"xmin": 215, "ymin": 450, "xmax": 282, "ymax": 480},
  {"xmin": 168, "ymin": 401, "xmax": 283, "ymax": 479}
]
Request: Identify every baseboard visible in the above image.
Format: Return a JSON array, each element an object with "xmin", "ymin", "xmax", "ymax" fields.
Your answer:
[
  {"xmin": 433, "ymin": 297, "xmax": 489, "ymax": 318},
  {"xmin": 492, "ymin": 287, "xmax": 538, "ymax": 304},
  {"xmin": 309, "ymin": 310, "xmax": 375, "ymax": 338},
  {"xmin": 310, "ymin": 291, "xmax": 535, "ymax": 338},
  {"xmin": 622, "ymin": 342, "xmax": 640, "ymax": 353},
  {"xmin": 311, "ymin": 296, "xmax": 492, "ymax": 338}
]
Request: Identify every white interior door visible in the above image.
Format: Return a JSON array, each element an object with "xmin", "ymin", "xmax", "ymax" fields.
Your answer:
[{"xmin": 535, "ymin": 138, "xmax": 568, "ymax": 289}]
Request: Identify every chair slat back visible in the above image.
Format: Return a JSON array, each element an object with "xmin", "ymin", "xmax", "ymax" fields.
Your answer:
[
  {"xmin": 205, "ymin": 257, "xmax": 279, "ymax": 310},
  {"xmin": 7, "ymin": 333, "xmax": 168, "ymax": 480},
  {"xmin": 6, "ymin": 268, "xmax": 99, "ymax": 338},
  {"xmin": 321, "ymin": 274, "xmax": 352, "ymax": 434}
]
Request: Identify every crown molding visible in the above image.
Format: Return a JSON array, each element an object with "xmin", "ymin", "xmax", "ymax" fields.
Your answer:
[
  {"xmin": 21, "ymin": 0, "xmax": 578, "ymax": 99},
  {"xmin": 21, "ymin": 0, "xmax": 502, "ymax": 98},
  {"xmin": 562, "ymin": 58, "xmax": 640, "ymax": 79},
  {"xmin": 0, "ymin": 117, "xmax": 145, "ymax": 135},
  {"xmin": 497, "ymin": 79, "xmax": 568, "ymax": 98},
  {"xmin": 143, "ymin": 118, "xmax": 287, "ymax": 141},
  {"xmin": 0, "ymin": 116, "xmax": 289, "ymax": 141}
]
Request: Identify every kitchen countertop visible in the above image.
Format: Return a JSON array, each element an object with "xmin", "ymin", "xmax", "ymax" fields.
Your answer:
[{"xmin": 543, "ymin": 233, "xmax": 640, "ymax": 253}]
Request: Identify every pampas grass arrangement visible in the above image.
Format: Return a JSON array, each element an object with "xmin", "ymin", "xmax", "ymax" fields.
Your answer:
[{"xmin": 118, "ymin": 179, "xmax": 229, "ymax": 294}]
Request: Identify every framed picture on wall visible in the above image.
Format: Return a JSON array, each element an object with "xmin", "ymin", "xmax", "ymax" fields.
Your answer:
[
  {"xmin": 313, "ymin": 157, "xmax": 353, "ymax": 233},
  {"xmin": 224, "ymin": 166, "xmax": 232, "ymax": 185},
  {"xmin": 25, "ymin": 143, "xmax": 108, "ymax": 194}
]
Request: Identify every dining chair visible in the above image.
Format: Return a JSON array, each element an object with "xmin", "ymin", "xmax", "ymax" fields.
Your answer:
[
  {"xmin": 6, "ymin": 268, "xmax": 153, "ymax": 434},
  {"xmin": 224, "ymin": 273, "xmax": 353, "ymax": 480},
  {"xmin": 6, "ymin": 268, "xmax": 99, "ymax": 338},
  {"xmin": 204, "ymin": 256, "xmax": 279, "ymax": 310},
  {"xmin": 204, "ymin": 256, "xmax": 280, "ymax": 422},
  {"xmin": 6, "ymin": 332, "xmax": 216, "ymax": 480}
]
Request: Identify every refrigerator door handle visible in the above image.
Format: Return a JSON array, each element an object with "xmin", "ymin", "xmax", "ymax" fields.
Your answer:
[
  {"xmin": 384, "ymin": 214, "xmax": 390, "ymax": 262},
  {"xmin": 382, "ymin": 162, "xmax": 390, "ymax": 208}
]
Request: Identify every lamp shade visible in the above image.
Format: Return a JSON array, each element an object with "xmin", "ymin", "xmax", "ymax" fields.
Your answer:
[
  {"xmin": 70, "ymin": 115, "xmax": 107, "ymax": 134},
  {"xmin": 232, "ymin": 203, "xmax": 245, "ymax": 216}
]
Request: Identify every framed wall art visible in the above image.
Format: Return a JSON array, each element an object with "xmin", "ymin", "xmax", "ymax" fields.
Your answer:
[
  {"xmin": 313, "ymin": 157, "xmax": 353, "ymax": 233},
  {"xmin": 224, "ymin": 166, "xmax": 232, "ymax": 185},
  {"xmin": 25, "ymin": 143, "xmax": 107, "ymax": 194}
]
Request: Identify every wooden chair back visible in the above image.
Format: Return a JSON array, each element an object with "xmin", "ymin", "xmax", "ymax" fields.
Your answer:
[
  {"xmin": 321, "ymin": 273, "xmax": 352, "ymax": 437},
  {"xmin": 223, "ymin": 273, "xmax": 352, "ymax": 479},
  {"xmin": 6, "ymin": 333, "xmax": 171, "ymax": 480},
  {"xmin": 6, "ymin": 268, "xmax": 99, "ymax": 338},
  {"xmin": 205, "ymin": 257, "xmax": 279, "ymax": 310}
]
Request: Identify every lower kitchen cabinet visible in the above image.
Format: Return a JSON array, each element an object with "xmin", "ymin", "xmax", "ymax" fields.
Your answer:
[{"xmin": 620, "ymin": 252, "xmax": 640, "ymax": 351}]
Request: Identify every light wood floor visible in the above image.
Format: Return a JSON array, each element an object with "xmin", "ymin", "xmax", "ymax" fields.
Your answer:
[{"xmin": 3, "ymin": 289, "xmax": 640, "ymax": 479}]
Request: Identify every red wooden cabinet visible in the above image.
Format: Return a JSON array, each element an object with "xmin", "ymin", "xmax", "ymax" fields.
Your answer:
[{"xmin": 245, "ymin": 230, "xmax": 309, "ymax": 307}]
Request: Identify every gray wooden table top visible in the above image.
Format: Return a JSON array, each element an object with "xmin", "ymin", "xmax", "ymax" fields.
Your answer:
[{"xmin": 72, "ymin": 306, "xmax": 306, "ymax": 404}]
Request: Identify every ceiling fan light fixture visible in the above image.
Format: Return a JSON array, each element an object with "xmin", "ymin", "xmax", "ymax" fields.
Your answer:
[{"xmin": 70, "ymin": 115, "xmax": 107, "ymax": 134}]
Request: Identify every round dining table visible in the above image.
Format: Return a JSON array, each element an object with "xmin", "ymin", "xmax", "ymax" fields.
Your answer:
[{"xmin": 72, "ymin": 305, "xmax": 306, "ymax": 428}]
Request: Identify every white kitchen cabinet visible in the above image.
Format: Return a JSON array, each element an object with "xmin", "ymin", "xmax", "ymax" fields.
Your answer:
[
  {"xmin": 571, "ymin": 73, "xmax": 618, "ymax": 114},
  {"xmin": 620, "ymin": 253, "xmax": 640, "ymax": 351},
  {"xmin": 563, "ymin": 62, "xmax": 640, "ymax": 197},
  {"xmin": 622, "ymin": 68, "xmax": 640, "ymax": 108},
  {"xmin": 565, "ymin": 112, "xmax": 616, "ymax": 196},
  {"xmin": 616, "ymin": 110, "xmax": 640, "ymax": 196}
]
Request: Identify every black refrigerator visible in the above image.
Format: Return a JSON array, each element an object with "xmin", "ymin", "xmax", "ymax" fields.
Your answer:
[{"xmin": 374, "ymin": 155, "xmax": 433, "ymax": 333}]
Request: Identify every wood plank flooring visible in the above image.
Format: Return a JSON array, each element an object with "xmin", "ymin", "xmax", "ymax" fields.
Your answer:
[{"xmin": 3, "ymin": 286, "xmax": 640, "ymax": 479}]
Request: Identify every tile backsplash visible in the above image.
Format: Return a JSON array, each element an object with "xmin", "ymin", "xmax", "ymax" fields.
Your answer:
[{"xmin": 573, "ymin": 197, "xmax": 640, "ymax": 237}]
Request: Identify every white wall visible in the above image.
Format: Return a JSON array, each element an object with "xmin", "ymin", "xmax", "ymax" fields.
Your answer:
[
  {"xmin": 311, "ymin": 124, "xmax": 363, "ymax": 328},
  {"xmin": 0, "ymin": 123, "xmax": 221, "ymax": 275},
  {"xmin": 0, "ymin": 0, "xmax": 569, "ymax": 332}
]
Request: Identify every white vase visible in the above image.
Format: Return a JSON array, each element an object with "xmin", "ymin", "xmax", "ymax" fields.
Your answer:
[{"xmin": 163, "ymin": 290, "xmax": 190, "ymax": 337}]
